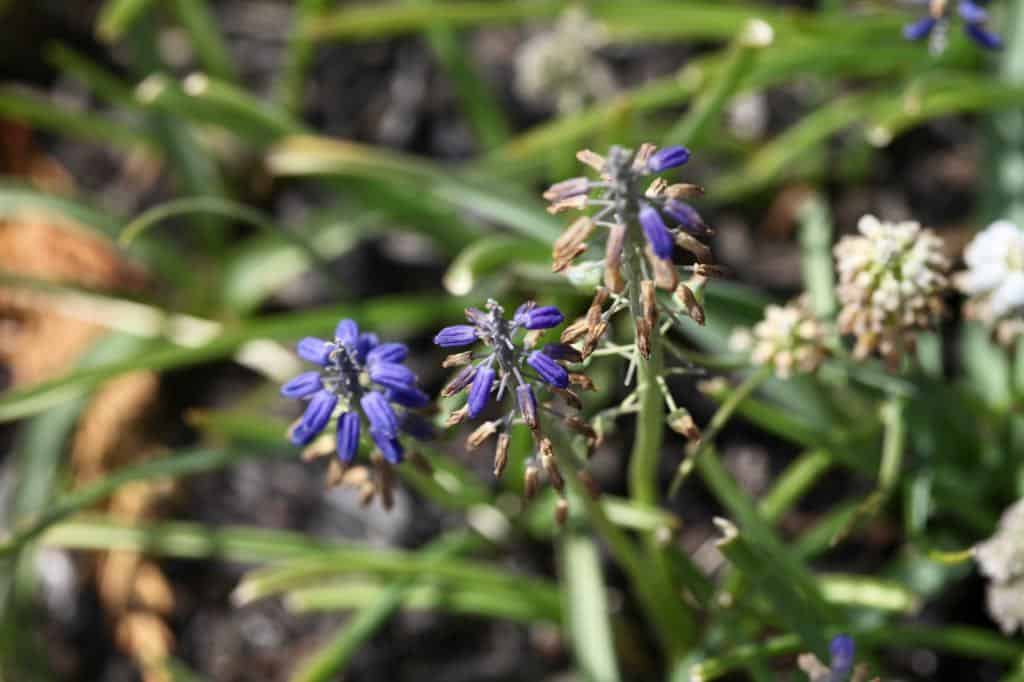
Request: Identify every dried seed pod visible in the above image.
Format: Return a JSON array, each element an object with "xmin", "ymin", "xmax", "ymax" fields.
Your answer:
[
  {"xmin": 565, "ymin": 415, "xmax": 597, "ymax": 441},
  {"xmin": 674, "ymin": 231, "xmax": 712, "ymax": 263},
  {"xmin": 668, "ymin": 408, "xmax": 702, "ymax": 442},
  {"xmin": 467, "ymin": 420, "xmax": 498, "ymax": 450},
  {"xmin": 604, "ymin": 223, "xmax": 626, "ymax": 292},
  {"xmin": 546, "ymin": 195, "xmax": 588, "ymax": 214},
  {"xmin": 325, "ymin": 459, "xmax": 348, "ymax": 488},
  {"xmin": 544, "ymin": 177, "xmax": 590, "ymax": 202},
  {"xmin": 665, "ymin": 183, "xmax": 705, "ymax": 199},
  {"xmin": 576, "ymin": 149, "xmax": 606, "ymax": 171},
  {"xmin": 673, "ymin": 284, "xmax": 705, "ymax": 326},
  {"xmin": 561, "ymin": 317, "xmax": 589, "ymax": 343},
  {"xmin": 636, "ymin": 318, "xmax": 652, "ymax": 359},
  {"xmin": 569, "ymin": 372, "xmax": 595, "ymax": 391},
  {"xmin": 443, "ymin": 365, "xmax": 477, "ymax": 397},
  {"xmin": 632, "ymin": 142, "xmax": 657, "ymax": 170},
  {"xmin": 494, "ymin": 433, "xmax": 510, "ymax": 477},
  {"xmin": 646, "ymin": 245, "xmax": 679, "ymax": 290},
  {"xmin": 524, "ymin": 330, "xmax": 543, "ymax": 349},
  {"xmin": 524, "ymin": 462, "xmax": 540, "ymax": 498},
  {"xmin": 554, "ymin": 498, "xmax": 570, "ymax": 526},
  {"xmin": 577, "ymin": 470, "xmax": 602, "ymax": 499},
  {"xmin": 553, "ymin": 216, "xmax": 595, "ymax": 258},
  {"xmin": 642, "ymin": 279, "xmax": 659, "ymax": 329},
  {"xmin": 581, "ymin": 319, "xmax": 608, "ymax": 359},
  {"xmin": 645, "ymin": 177, "xmax": 667, "ymax": 198},
  {"xmin": 445, "ymin": 405, "xmax": 469, "ymax": 427},
  {"xmin": 443, "ymin": 351, "xmax": 473, "ymax": 368}
]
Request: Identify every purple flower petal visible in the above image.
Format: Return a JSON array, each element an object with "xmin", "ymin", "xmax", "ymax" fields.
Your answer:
[
  {"xmin": 280, "ymin": 371, "xmax": 323, "ymax": 399},
  {"xmin": 291, "ymin": 390, "xmax": 337, "ymax": 444},
  {"xmin": 542, "ymin": 343, "xmax": 582, "ymax": 363},
  {"xmin": 639, "ymin": 203, "xmax": 674, "ymax": 260},
  {"xmin": 335, "ymin": 411, "xmax": 361, "ymax": 463},
  {"xmin": 370, "ymin": 429, "xmax": 404, "ymax": 464},
  {"xmin": 647, "ymin": 145, "xmax": 691, "ymax": 173},
  {"xmin": 527, "ymin": 351, "xmax": 569, "ymax": 389},
  {"xmin": 400, "ymin": 413, "xmax": 435, "ymax": 441},
  {"xmin": 467, "ymin": 366, "xmax": 495, "ymax": 418},
  {"xmin": 965, "ymin": 21, "xmax": 1002, "ymax": 49},
  {"xmin": 958, "ymin": 1, "xmax": 988, "ymax": 23},
  {"xmin": 369, "ymin": 362, "xmax": 417, "ymax": 391},
  {"xmin": 387, "ymin": 386, "xmax": 431, "ymax": 409},
  {"xmin": 434, "ymin": 324, "xmax": 478, "ymax": 347},
  {"xmin": 829, "ymin": 635, "xmax": 855, "ymax": 676},
  {"xmin": 367, "ymin": 342, "xmax": 408, "ymax": 365},
  {"xmin": 520, "ymin": 305, "xmax": 564, "ymax": 330},
  {"xmin": 663, "ymin": 200, "xmax": 709, "ymax": 236},
  {"xmin": 335, "ymin": 319, "xmax": 359, "ymax": 347},
  {"xmin": 361, "ymin": 391, "xmax": 398, "ymax": 437},
  {"xmin": 903, "ymin": 15, "xmax": 936, "ymax": 40},
  {"xmin": 297, "ymin": 337, "xmax": 333, "ymax": 366},
  {"xmin": 355, "ymin": 332, "xmax": 379, "ymax": 363}
]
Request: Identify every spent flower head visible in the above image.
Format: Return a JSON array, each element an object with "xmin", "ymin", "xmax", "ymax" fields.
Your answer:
[
  {"xmin": 730, "ymin": 297, "xmax": 829, "ymax": 379},
  {"xmin": 834, "ymin": 215, "xmax": 949, "ymax": 366},
  {"xmin": 280, "ymin": 318, "xmax": 431, "ymax": 503},
  {"xmin": 514, "ymin": 6, "xmax": 615, "ymax": 114},
  {"xmin": 955, "ymin": 219, "xmax": 1024, "ymax": 344},
  {"xmin": 976, "ymin": 498, "xmax": 1024, "ymax": 634},
  {"xmin": 435, "ymin": 300, "xmax": 594, "ymax": 500},
  {"xmin": 545, "ymin": 143, "xmax": 715, "ymax": 358},
  {"xmin": 904, "ymin": 0, "xmax": 1002, "ymax": 53}
]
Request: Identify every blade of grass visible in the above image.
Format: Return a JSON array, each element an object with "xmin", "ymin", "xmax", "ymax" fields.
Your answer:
[
  {"xmin": 0, "ymin": 86, "xmax": 154, "ymax": 150},
  {"xmin": 266, "ymin": 135, "xmax": 561, "ymax": 243},
  {"xmin": 171, "ymin": 0, "xmax": 238, "ymax": 83},
  {"xmin": 286, "ymin": 578, "xmax": 561, "ymax": 623},
  {"xmin": 0, "ymin": 294, "xmax": 465, "ymax": 422},
  {"xmin": 275, "ymin": 0, "xmax": 333, "ymax": 113},
  {"xmin": 561, "ymin": 500, "xmax": 622, "ymax": 682},
  {"xmin": 288, "ymin": 531, "xmax": 484, "ymax": 682},
  {"xmin": 412, "ymin": 0, "xmax": 510, "ymax": 150},
  {"xmin": 96, "ymin": 0, "xmax": 155, "ymax": 42},
  {"xmin": 664, "ymin": 18, "xmax": 771, "ymax": 147},
  {"xmin": 0, "ymin": 447, "xmax": 291, "ymax": 556},
  {"xmin": 45, "ymin": 43, "xmax": 136, "ymax": 107}
]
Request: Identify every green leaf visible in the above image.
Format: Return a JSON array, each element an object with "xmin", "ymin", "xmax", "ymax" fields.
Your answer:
[
  {"xmin": 171, "ymin": 0, "xmax": 238, "ymax": 83},
  {"xmin": 561, "ymin": 525, "xmax": 621, "ymax": 682},
  {"xmin": 96, "ymin": 0, "xmax": 155, "ymax": 42},
  {"xmin": 0, "ymin": 295, "xmax": 466, "ymax": 422},
  {"xmin": 267, "ymin": 135, "xmax": 561, "ymax": 244}
]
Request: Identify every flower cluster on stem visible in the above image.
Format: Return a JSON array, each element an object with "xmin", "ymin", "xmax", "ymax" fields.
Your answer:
[
  {"xmin": 435, "ymin": 300, "xmax": 596, "ymax": 509},
  {"xmin": 544, "ymin": 143, "xmax": 715, "ymax": 360},
  {"xmin": 955, "ymin": 219, "xmax": 1024, "ymax": 344},
  {"xmin": 280, "ymin": 318, "xmax": 431, "ymax": 506},
  {"xmin": 833, "ymin": 215, "xmax": 949, "ymax": 367}
]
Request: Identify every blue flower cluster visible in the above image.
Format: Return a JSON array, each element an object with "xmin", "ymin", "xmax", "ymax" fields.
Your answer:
[
  {"xmin": 280, "ymin": 318, "xmax": 430, "ymax": 465},
  {"xmin": 904, "ymin": 1, "xmax": 1001, "ymax": 51},
  {"xmin": 434, "ymin": 300, "xmax": 571, "ymax": 428}
]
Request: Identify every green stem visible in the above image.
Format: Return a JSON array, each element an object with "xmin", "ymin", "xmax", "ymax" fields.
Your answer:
[
  {"xmin": 549, "ymin": 433, "xmax": 695, "ymax": 663},
  {"xmin": 629, "ymin": 334, "xmax": 664, "ymax": 507}
]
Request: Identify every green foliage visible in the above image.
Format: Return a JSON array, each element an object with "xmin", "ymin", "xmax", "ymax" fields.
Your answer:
[{"xmin": 5, "ymin": 1, "xmax": 1024, "ymax": 680}]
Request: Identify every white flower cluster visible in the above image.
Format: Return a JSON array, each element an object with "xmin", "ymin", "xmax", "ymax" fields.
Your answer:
[
  {"xmin": 730, "ymin": 297, "xmax": 828, "ymax": 379},
  {"xmin": 955, "ymin": 220, "xmax": 1024, "ymax": 345},
  {"xmin": 976, "ymin": 498, "xmax": 1024, "ymax": 634},
  {"xmin": 514, "ymin": 7, "xmax": 615, "ymax": 114},
  {"xmin": 834, "ymin": 215, "xmax": 949, "ymax": 364}
]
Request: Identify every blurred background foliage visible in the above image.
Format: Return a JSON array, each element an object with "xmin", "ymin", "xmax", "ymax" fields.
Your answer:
[{"xmin": 1, "ymin": 0, "xmax": 1024, "ymax": 681}]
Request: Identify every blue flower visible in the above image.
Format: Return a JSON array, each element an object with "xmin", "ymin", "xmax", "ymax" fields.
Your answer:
[
  {"xmin": 646, "ymin": 145, "xmax": 690, "ymax": 173},
  {"xmin": 904, "ymin": 1, "xmax": 1001, "ymax": 52},
  {"xmin": 435, "ymin": 300, "xmax": 587, "ymax": 484},
  {"xmin": 281, "ymin": 318, "xmax": 430, "ymax": 465}
]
